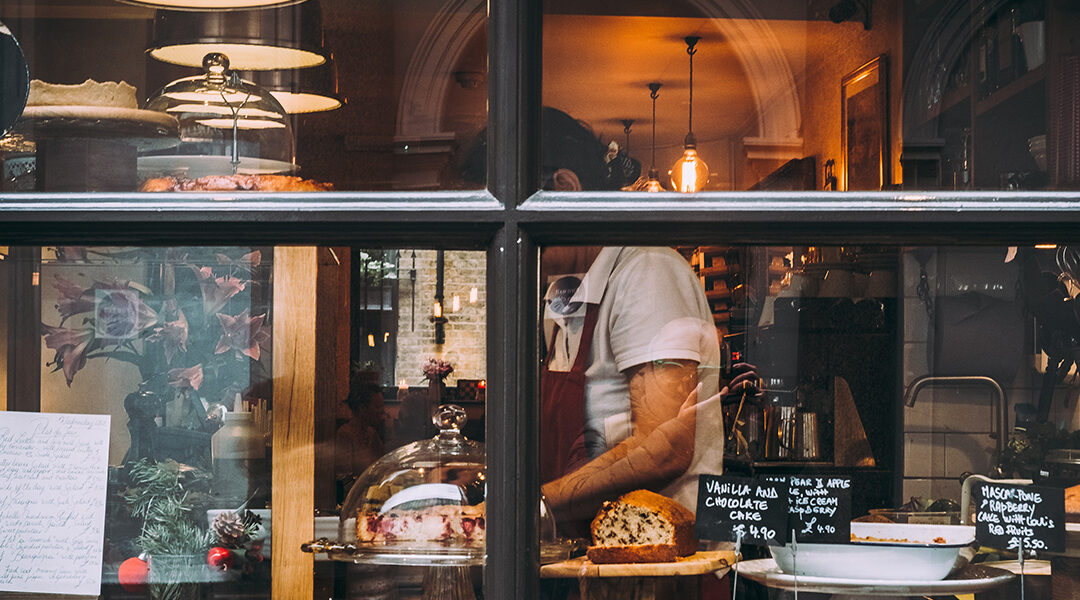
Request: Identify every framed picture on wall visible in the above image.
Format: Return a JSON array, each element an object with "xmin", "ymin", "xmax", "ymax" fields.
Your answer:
[{"xmin": 841, "ymin": 55, "xmax": 889, "ymax": 191}]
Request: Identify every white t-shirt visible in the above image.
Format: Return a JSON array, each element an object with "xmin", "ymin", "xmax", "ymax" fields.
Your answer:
[{"xmin": 543, "ymin": 246, "xmax": 723, "ymax": 511}]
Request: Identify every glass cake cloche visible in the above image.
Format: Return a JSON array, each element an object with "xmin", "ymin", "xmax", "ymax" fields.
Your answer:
[
  {"xmin": 143, "ymin": 52, "xmax": 296, "ymax": 178},
  {"xmin": 305, "ymin": 404, "xmax": 486, "ymax": 566}
]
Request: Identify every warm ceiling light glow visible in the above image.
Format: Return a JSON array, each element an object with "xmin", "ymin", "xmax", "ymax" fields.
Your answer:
[
  {"xmin": 670, "ymin": 144, "xmax": 709, "ymax": 193},
  {"xmin": 150, "ymin": 43, "xmax": 325, "ymax": 70},
  {"xmin": 164, "ymin": 90, "xmax": 264, "ymax": 104},
  {"xmin": 118, "ymin": 0, "xmax": 306, "ymax": 9},
  {"xmin": 195, "ymin": 118, "xmax": 287, "ymax": 130},
  {"xmin": 166, "ymin": 103, "xmax": 280, "ymax": 119},
  {"xmin": 268, "ymin": 91, "xmax": 341, "ymax": 113},
  {"xmin": 671, "ymin": 36, "xmax": 709, "ymax": 193},
  {"xmin": 1034, "ymin": 244, "xmax": 1058, "ymax": 249}
]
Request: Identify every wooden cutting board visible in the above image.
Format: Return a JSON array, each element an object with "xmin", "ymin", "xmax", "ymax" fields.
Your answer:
[{"xmin": 540, "ymin": 550, "xmax": 736, "ymax": 578}]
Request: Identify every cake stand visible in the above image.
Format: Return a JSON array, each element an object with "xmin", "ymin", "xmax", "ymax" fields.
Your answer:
[
  {"xmin": 14, "ymin": 106, "xmax": 179, "ymax": 191},
  {"xmin": 303, "ymin": 538, "xmax": 483, "ymax": 599}
]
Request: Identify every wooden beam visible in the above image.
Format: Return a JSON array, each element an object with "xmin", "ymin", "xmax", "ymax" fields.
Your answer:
[
  {"xmin": 315, "ymin": 247, "xmax": 350, "ymax": 512},
  {"xmin": 271, "ymin": 246, "xmax": 318, "ymax": 600}
]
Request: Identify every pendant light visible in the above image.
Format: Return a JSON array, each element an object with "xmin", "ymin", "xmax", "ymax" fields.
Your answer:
[
  {"xmin": 240, "ymin": 57, "xmax": 342, "ymax": 113},
  {"xmin": 148, "ymin": 2, "xmax": 327, "ymax": 70},
  {"xmin": 628, "ymin": 82, "xmax": 665, "ymax": 192},
  {"xmin": 118, "ymin": 0, "xmax": 306, "ymax": 10},
  {"xmin": 670, "ymin": 36, "xmax": 709, "ymax": 193}
]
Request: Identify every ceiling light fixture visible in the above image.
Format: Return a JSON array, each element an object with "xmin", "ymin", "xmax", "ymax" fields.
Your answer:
[
  {"xmin": 627, "ymin": 82, "xmax": 665, "ymax": 192},
  {"xmin": 241, "ymin": 58, "xmax": 343, "ymax": 113},
  {"xmin": 147, "ymin": 2, "xmax": 327, "ymax": 70},
  {"xmin": 117, "ymin": 0, "xmax": 306, "ymax": 10},
  {"xmin": 670, "ymin": 36, "xmax": 709, "ymax": 193}
]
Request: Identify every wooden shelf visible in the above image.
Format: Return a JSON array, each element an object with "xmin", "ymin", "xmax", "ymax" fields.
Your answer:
[
  {"xmin": 975, "ymin": 65, "xmax": 1047, "ymax": 116},
  {"xmin": 697, "ymin": 264, "xmax": 731, "ymax": 278}
]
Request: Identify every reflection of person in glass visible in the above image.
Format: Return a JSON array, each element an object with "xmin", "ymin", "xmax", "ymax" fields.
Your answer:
[
  {"xmin": 464, "ymin": 108, "xmax": 757, "ymax": 526},
  {"xmin": 540, "ymin": 245, "xmax": 733, "ymax": 525}
]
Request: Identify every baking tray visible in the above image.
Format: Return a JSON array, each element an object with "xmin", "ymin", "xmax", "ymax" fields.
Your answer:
[{"xmin": 540, "ymin": 550, "xmax": 736, "ymax": 578}]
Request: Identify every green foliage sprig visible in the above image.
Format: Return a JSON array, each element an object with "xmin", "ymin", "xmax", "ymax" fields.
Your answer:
[{"xmin": 124, "ymin": 459, "xmax": 215, "ymax": 555}]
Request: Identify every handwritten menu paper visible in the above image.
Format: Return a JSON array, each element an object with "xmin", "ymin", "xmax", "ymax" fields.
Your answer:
[
  {"xmin": 974, "ymin": 481, "xmax": 1065, "ymax": 553},
  {"xmin": 695, "ymin": 474, "xmax": 789, "ymax": 545},
  {"xmin": 0, "ymin": 412, "xmax": 110, "ymax": 596}
]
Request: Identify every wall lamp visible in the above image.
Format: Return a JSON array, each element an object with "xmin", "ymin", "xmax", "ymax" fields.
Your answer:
[{"xmin": 431, "ymin": 250, "xmax": 448, "ymax": 345}]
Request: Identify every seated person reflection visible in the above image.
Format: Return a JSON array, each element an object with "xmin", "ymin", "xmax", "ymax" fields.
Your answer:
[{"xmin": 465, "ymin": 108, "xmax": 757, "ymax": 526}]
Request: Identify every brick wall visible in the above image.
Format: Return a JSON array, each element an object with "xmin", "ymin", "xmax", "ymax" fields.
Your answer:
[{"xmin": 395, "ymin": 250, "xmax": 486, "ymax": 386}]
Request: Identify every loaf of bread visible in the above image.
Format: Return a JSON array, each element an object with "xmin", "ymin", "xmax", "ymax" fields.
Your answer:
[
  {"xmin": 587, "ymin": 489, "xmax": 697, "ymax": 564},
  {"xmin": 28, "ymin": 79, "xmax": 138, "ymax": 109},
  {"xmin": 141, "ymin": 175, "xmax": 333, "ymax": 192},
  {"xmin": 1067, "ymin": 484, "xmax": 1080, "ymax": 523}
]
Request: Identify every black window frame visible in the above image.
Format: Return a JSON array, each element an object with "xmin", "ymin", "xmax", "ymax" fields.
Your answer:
[{"xmin": 4, "ymin": 1, "xmax": 1080, "ymax": 598}]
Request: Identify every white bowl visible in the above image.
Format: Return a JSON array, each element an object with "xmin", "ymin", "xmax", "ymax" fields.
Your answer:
[{"xmin": 769, "ymin": 522, "xmax": 975, "ymax": 581}]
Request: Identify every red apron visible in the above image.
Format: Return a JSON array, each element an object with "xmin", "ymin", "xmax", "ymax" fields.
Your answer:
[{"xmin": 540, "ymin": 303, "xmax": 599, "ymax": 484}]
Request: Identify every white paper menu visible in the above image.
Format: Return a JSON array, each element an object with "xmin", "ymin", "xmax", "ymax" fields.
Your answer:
[{"xmin": 0, "ymin": 412, "xmax": 110, "ymax": 596}]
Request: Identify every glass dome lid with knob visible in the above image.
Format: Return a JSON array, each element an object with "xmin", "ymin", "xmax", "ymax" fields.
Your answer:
[
  {"xmin": 310, "ymin": 404, "xmax": 487, "ymax": 566},
  {"xmin": 143, "ymin": 52, "xmax": 295, "ymax": 178}
]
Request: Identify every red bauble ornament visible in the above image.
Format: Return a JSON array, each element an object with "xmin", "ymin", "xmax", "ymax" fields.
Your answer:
[
  {"xmin": 118, "ymin": 556, "xmax": 148, "ymax": 592},
  {"xmin": 207, "ymin": 546, "xmax": 234, "ymax": 570}
]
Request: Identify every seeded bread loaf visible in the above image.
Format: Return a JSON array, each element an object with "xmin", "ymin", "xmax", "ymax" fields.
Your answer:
[
  {"xmin": 1067, "ymin": 484, "xmax": 1080, "ymax": 523},
  {"xmin": 587, "ymin": 489, "xmax": 697, "ymax": 564}
]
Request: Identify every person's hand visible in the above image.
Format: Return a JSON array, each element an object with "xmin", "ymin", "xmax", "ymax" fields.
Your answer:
[{"xmin": 720, "ymin": 362, "xmax": 763, "ymax": 404}]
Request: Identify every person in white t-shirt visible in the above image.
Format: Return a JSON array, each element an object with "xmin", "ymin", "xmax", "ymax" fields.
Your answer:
[
  {"xmin": 462, "ymin": 108, "xmax": 757, "ymax": 529},
  {"xmin": 540, "ymin": 245, "xmax": 733, "ymax": 525}
]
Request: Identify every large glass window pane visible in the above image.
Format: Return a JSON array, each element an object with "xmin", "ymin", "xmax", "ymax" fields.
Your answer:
[
  {"xmin": 538, "ymin": 242, "xmax": 1072, "ymax": 598},
  {"xmin": 0, "ymin": 245, "xmax": 487, "ymax": 599},
  {"xmin": 541, "ymin": 1, "xmax": 1074, "ymax": 193},
  {"xmin": 0, "ymin": 1, "xmax": 487, "ymax": 192}
]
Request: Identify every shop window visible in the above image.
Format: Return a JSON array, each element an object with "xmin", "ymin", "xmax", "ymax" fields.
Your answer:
[
  {"xmin": 0, "ymin": 245, "xmax": 487, "ymax": 599},
  {"xmin": 541, "ymin": 0, "xmax": 1075, "ymax": 193},
  {"xmin": 0, "ymin": 2, "xmax": 488, "ymax": 192}
]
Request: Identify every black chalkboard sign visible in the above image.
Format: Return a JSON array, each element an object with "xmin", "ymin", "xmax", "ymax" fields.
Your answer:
[
  {"xmin": 781, "ymin": 475, "xmax": 852, "ymax": 543},
  {"xmin": 695, "ymin": 474, "xmax": 789, "ymax": 545},
  {"xmin": 973, "ymin": 482, "xmax": 1065, "ymax": 554}
]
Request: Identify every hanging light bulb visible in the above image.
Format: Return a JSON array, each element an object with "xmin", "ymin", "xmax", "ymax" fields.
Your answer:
[
  {"xmin": 670, "ymin": 36, "xmax": 709, "ymax": 193},
  {"xmin": 629, "ymin": 82, "xmax": 666, "ymax": 192}
]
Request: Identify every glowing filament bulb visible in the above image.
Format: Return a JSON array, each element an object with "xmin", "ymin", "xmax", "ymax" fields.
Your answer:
[
  {"xmin": 367, "ymin": 334, "xmax": 375, "ymax": 347},
  {"xmin": 670, "ymin": 146, "xmax": 709, "ymax": 193},
  {"xmin": 433, "ymin": 300, "xmax": 443, "ymax": 318}
]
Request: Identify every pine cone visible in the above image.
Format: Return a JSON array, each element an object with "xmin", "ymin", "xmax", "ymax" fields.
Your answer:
[{"xmin": 212, "ymin": 511, "xmax": 249, "ymax": 547}]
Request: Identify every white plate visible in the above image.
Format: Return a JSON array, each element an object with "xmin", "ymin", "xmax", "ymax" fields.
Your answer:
[
  {"xmin": 139, "ymin": 155, "xmax": 297, "ymax": 178},
  {"xmin": 735, "ymin": 558, "xmax": 1015, "ymax": 596}
]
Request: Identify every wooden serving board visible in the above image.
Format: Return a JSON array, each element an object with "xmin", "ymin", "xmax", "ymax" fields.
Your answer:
[{"xmin": 540, "ymin": 550, "xmax": 736, "ymax": 578}]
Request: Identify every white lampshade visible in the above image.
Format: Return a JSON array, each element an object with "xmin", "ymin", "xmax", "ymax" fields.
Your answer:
[{"xmin": 118, "ymin": 0, "xmax": 306, "ymax": 10}]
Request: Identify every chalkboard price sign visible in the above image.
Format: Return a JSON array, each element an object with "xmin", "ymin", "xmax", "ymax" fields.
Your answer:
[
  {"xmin": 784, "ymin": 476, "xmax": 852, "ymax": 543},
  {"xmin": 973, "ymin": 482, "xmax": 1065, "ymax": 554},
  {"xmin": 695, "ymin": 474, "xmax": 789, "ymax": 545}
]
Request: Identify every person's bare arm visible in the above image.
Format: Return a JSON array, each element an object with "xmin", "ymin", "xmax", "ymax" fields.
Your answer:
[{"xmin": 541, "ymin": 359, "xmax": 701, "ymax": 522}]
